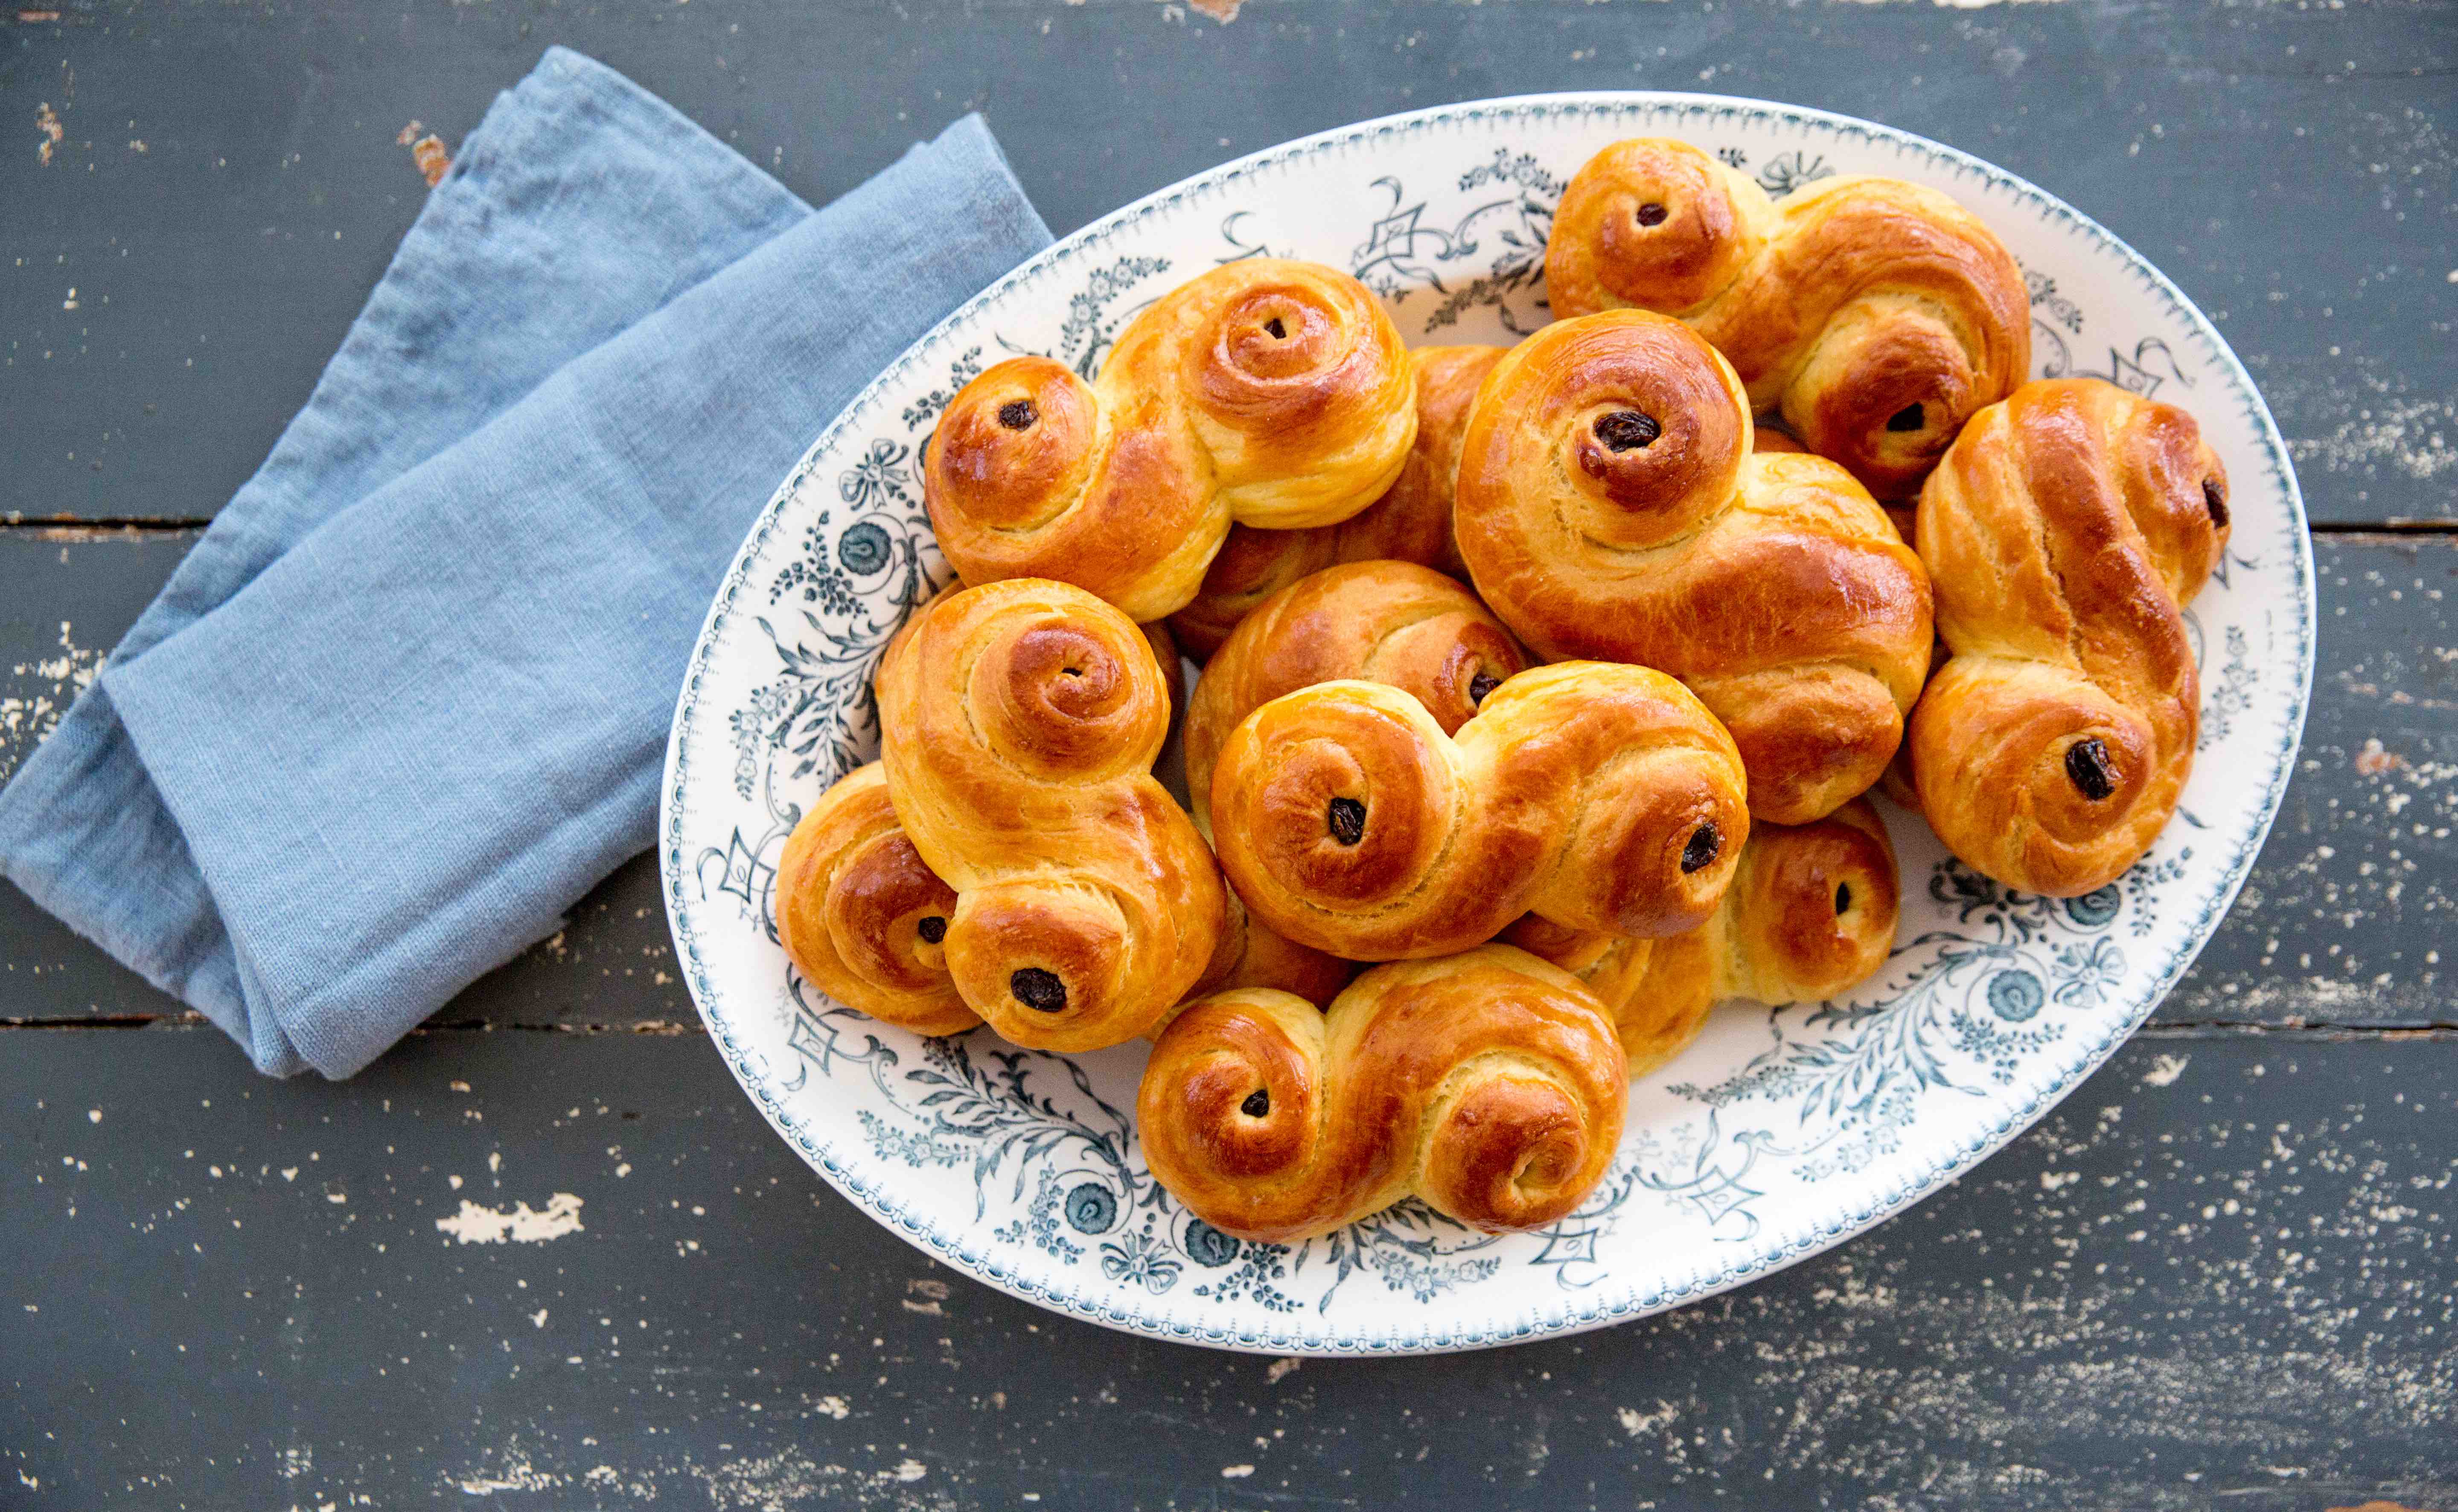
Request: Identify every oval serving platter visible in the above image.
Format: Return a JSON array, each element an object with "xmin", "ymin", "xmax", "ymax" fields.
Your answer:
[{"xmin": 661, "ymin": 95, "xmax": 2312, "ymax": 1355}]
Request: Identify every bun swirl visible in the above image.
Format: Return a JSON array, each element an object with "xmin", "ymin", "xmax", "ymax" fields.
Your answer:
[
  {"xmin": 1138, "ymin": 945, "xmax": 1627, "ymax": 1242},
  {"xmin": 1454, "ymin": 308, "xmax": 1932, "ymax": 824},
  {"xmin": 1544, "ymin": 138, "xmax": 2030, "ymax": 501},
  {"xmin": 876, "ymin": 579, "xmax": 1226, "ymax": 1049},
  {"xmin": 1909, "ymin": 378, "xmax": 2230, "ymax": 896},
  {"xmin": 1208, "ymin": 663, "xmax": 1749, "ymax": 959},
  {"xmin": 1184, "ymin": 559, "xmax": 1533, "ymax": 834},
  {"xmin": 923, "ymin": 259, "xmax": 1416, "ymax": 622},
  {"xmin": 774, "ymin": 763, "xmax": 977, "ymax": 1036}
]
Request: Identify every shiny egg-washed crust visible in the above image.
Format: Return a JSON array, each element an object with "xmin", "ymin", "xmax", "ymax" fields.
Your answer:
[
  {"xmin": 1168, "ymin": 346, "xmax": 1506, "ymax": 658},
  {"xmin": 1454, "ymin": 308, "xmax": 1934, "ymax": 824},
  {"xmin": 1503, "ymin": 797, "xmax": 1898, "ymax": 1078},
  {"xmin": 1138, "ymin": 945, "xmax": 1627, "ymax": 1243},
  {"xmin": 921, "ymin": 259, "xmax": 1417, "ymax": 623},
  {"xmin": 774, "ymin": 763, "xmax": 978, "ymax": 1036},
  {"xmin": 1184, "ymin": 560, "xmax": 1534, "ymax": 833},
  {"xmin": 1208, "ymin": 663, "xmax": 1749, "ymax": 960},
  {"xmin": 1910, "ymin": 378, "xmax": 2230, "ymax": 897},
  {"xmin": 1197, "ymin": 892, "xmax": 1360, "ymax": 1007},
  {"xmin": 875, "ymin": 579, "xmax": 1227, "ymax": 1050},
  {"xmin": 1544, "ymin": 138, "xmax": 2030, "ymax": 502}
]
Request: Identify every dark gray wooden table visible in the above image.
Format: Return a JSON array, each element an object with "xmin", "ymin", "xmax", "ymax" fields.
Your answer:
[{"xmin": 5, "ymin": 2, "xmax": 2454, "ymax": 1506}]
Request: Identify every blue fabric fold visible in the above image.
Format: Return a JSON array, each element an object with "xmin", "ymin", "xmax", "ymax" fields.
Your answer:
[{"xmin": 0, "ymin": 47, "xmax": 1051, "ymax": 1076}]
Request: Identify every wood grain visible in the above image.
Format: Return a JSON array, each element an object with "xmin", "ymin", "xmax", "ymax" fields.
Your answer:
[{"xmin": 2, "ymin": 1024, "xmax": 2451, "ymax": 1508}]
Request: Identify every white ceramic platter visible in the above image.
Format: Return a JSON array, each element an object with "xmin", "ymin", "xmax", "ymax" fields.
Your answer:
[{"xmin": 661, "ymin": 95, "xmax": 2312, "ymax": 1355}]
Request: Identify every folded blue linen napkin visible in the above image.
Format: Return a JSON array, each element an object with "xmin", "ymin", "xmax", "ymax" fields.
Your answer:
[{"xmin": 0, "ymin": 47, "xmax": 1052, "ymax": 1077}]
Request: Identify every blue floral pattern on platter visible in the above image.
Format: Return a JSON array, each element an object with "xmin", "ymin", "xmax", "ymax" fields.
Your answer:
[{"xmin": 661, "ymin": 94, "xmax": 2313, "ymax": 1356}]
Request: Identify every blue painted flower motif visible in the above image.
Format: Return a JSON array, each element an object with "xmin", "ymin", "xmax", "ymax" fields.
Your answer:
[
  {"xmin": 1065, "ymin": 1181, "xmax": 1119, "ymax": 1235},
  {"xmin": 1987, "ymin": 970, "xmax": 2046, "ymax": 1022},
  {"xmin": 1182, "ymin": 1220, "xmax": 1241, "ymax": 1269},
  {"xmin": 837, "ymin": 520, "xmax": 892, "ymax": 578},
  {"xmin": 2065, "ymin": 887, "xmax": 2123, "ymax": 928}
]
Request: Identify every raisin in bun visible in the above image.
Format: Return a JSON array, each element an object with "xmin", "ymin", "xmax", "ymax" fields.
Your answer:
[
  {"xmin": 774, "ymin": 763, "xmax": 977, "ymax": 1036},
  {"xmin": 1183, "ymin": 559, "xmax": 1532, "ymax": 833}
]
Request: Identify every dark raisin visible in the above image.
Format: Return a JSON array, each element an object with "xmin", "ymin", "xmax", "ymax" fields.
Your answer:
[
  {"xmin": 1680, "ymin": 823, "xmax": 1722, "ymax": 875},
  {"xmin": 1594, "ymin": 410, "xmax": 1662, "ymax": 452},
  {"xmin": 2065, "ymin": 739, "xmax": 2118, "ymax": 802},
  {"xmin": 1326, "ymin": 797, "xmax": 1367, "ymax": 846},
  {"xmin": 1834, "ymin": 883, "xmax": 1852, "ymax": 916},
  {"xmin": 1634, "ymin": 202, "xmax": 1669, "ymax": 227},
  {"xmin": 1468, "ymin": 672, "xmax": 1502, "ymax": 705},
  {"xmin": 1886, "ymin": 403, "xmax": 1926, "ymax": 433},
  {"xmin": 2202, "ymin": 478, "xmax": 2229, "ymax": 529},
  {"xmin": 1011, "ymin": 967, "xmax": 1068, "ymax": 1012},
  {"xmin": 916, "ymin": 916, "xmax": 947, "ymax": 945},
  {"xmin": 1264, "ymin": 317, "xmax": 1287, "ymax": 339},
  {"xmin": 997, "ymin": 398, "xmax": 1039, "ymax": 431},
  {"xmin": 1240, "ymin": 1088, "xmax": 1270, "ymax": 1118}
]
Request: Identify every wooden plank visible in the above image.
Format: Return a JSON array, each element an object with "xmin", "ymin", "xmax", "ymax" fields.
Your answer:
[
  {"xmin": 1, "ymin": 1024, "xmax": 2452, "ymax": 1507},
  {"xmin": 3, "ymin": 0, "xmax": 2450, "ymax": 525},
  {"xmin": 7, "ymin": 530, "xmax": 2451, "ymax": 1030}
]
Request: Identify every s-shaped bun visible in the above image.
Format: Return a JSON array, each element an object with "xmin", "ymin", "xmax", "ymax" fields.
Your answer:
[
  {"xmin": 875, "ymin": 578, "xmax": 1226, "ymax": 1049},
  {"xmin": 1909, "ymin": 378, "xmax": 2229, "ymax": 896},
  {"xmin": 1208, "ymin": 662, "xmax": 1748, "ymax": 960},
  {"xmin": 1505, "ymin": 797, "xmax": 1899, "ymax": 1076},
  {"xmin": 1138, "ymin": 945, "xmax": 1626, "ymax": 1243},
  {"xmin": 923, "ymin": 259, "xmax": 1417, "ymax": 622},
  {"xmin": 1454, "ymin": 308, "xmax": 1932, "ymax": 823},
  {"xmin": 1544, "ymin": 137, "xmax": 2029, "ymax": 501}
]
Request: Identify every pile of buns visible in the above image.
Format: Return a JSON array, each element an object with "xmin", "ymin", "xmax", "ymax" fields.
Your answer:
[{"xmin": 776, "ymin": 136, "xmax": 2234, "ymax": 1246}]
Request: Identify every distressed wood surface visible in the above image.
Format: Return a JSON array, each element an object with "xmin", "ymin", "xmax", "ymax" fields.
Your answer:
[
  {"xmin": 3, "ymin": 0, "xmax": 2454, "ymax": 1505},
  {"xmin": 2, "ymin": 0, "xmax": 2453, "ymax": 528},
  {"xmin": 3, "ymin": 1026, "xmax": 2453, "ymax": 1509},
  {"xmin": 7, "ymin": 529, "xmax": 2449, "ymax": 1032}
]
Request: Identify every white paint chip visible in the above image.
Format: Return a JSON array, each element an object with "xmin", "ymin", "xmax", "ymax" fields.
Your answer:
[
  {"xmin": 530, "ymin": 1308, "xmax": 549, "ymax": 1328},
  {"xmin": 815, "ymin": 1395, "xmax": 850, "ymax": 1419},
  {"xmin": 86, "ymin": 1109, "xmax": 100, "ymax": 1124},
  {"xmin": 1221, "ymin": 1464, "xmax": 1255, "ymax": 1479},
  {"xmin": 434, "ymin": 1192, "xmax": 586, "ymax": 1246},
  {"xmin": 1266, "ymin": 1356, "xmax": 1301, "ymax": 1383},
  {"xmin": 2142, "ymin": 1054, "xmax": 2190, "ymax": 1087},
  {"xmin": 889, "ymin": 1460, "xmax": 927, "ymax": 1482}
]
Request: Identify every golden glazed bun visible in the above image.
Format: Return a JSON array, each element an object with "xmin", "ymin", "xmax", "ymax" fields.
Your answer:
[
  {"xmin": 874, "ymin": 579, "xmax": 1226, "ymax": 1050},
  {"xmin": 1909, "ymin": 378, "xmax": 2230, "ymax": 896},
  {"xmin": 1208, "ymin": 662, "xmax": 1749, "ymax": 960},
  {"xmin": 1544, "ymin": 137, "xmax": 2030, "ymax": 501},
  {"xmin": 1168, "ymin": 345, "xmax": 1506, "ymax": 657},
  {"xmin": 773, "ymin": 763, "xmax": 977, "ymax": 1036},
  {"xmin": 922, "ymin": 259, "xmax": 1417, "ymax": 623},
  {"xmin": 1453, "ymin": 308, "xmax": 1933, "ymax": 824},
  {"xmin": 1504, "ymin": 797, "xmax": 1899, "ymax": 1077},
  {"xmin": 1138, "ymin": 945, "xmax": 1627, "ymax": 1243},
  {"xmin": 1183, "ymin": 559, "xmax": 1533, "ymax": 833}
]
